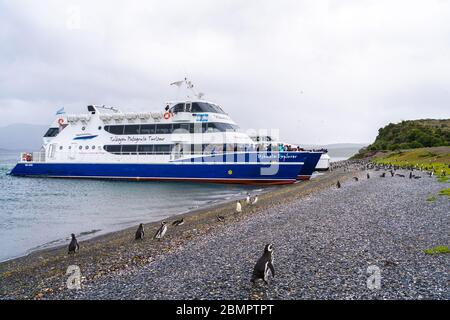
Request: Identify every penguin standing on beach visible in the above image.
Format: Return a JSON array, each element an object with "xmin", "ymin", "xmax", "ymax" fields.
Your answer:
[
  {"xmin": 246, "ymin": 193, "xmax": 251, "ymax": 205},
  {"xmin": 367, "ymin": 173, "xmax": 370, "ymax": 179},
  {"xmin": 135, "ymin": 223, "xmax": 145, "ymax": 240},
  {"xmin": 380, "ymin": 172, "xmax": 386, "ymax": 178},
  {"xmin": 251, "ymin": 244, "xmax": 275, "ymax": 284},
  {"xmin": 153, "ymin": 222, "xmax": 168, "ymax": 241},
  {"xmin": 409, "ymin": 171, "xmax": 413, "ymax": 179},
  {"xmin": 250, "ymin": 195, "xmax": 258, "ymax": 205},
  {"xmin": 236, "ymin": 201, "xmax": 242, "ymax": 213},
  {"xmin": 336, "ymin": 181, "xmax": 341, "ymax": 189},
  {"xmin": 68, "ymin": 234, "xmax": 79, "ymax": 254},
  {"xmin": 353, "ymin": 177, "xmax": 359, "ymax": 181},
  {"xmin": 172, "ymin": 218, "xmax": 185, "ymax": 226}
]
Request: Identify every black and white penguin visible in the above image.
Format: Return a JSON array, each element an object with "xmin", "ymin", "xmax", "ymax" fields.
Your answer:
[
  {"xmin": 135, "ymin": 223, "xmax": 145, "ymax": 240},
  {"xmin": 68, "ymin": 234, "xmax": 79, "ymax": 254},
  {"xmin": 153, "ymin": 222, "xmax": 168, "ymax": 241},
  {"xmin": 380, "ymin": 172, "xmax": 386, "ymax": 178},
  {"xmin": 336, "ymin": 181, "xmax": 341, "ymax": 189},
  {"xmin": 409, "ymin": 171, "xmax": 413, "ymax": 179},
  {"xmin": 250, "ymin": 195, "xmax": 258, "ymax": 205},
  {"xmin": 251, "ymin": 243, "xmax": 275, "ymax": 284},
  {"xmin": 353, "ymin": 177, "xmax": 359, "ymax": 181},
  {"xmin": 367, "ymin": 173, "xmax": 370, "ymax": 179},
  {"xmin": 217, "ymin": 215, "xmax": 225, "ymax": 223},
  {"xmin": 236, "ymin": 201, "xmax": 242, "ymax": 213},
  {"xmin": 246, "ymin": 193, "xmax": 251, "ymax": 205},
  {"xmin": 172, "ymin": 218, "xmax": 185, "ymax": 226}
]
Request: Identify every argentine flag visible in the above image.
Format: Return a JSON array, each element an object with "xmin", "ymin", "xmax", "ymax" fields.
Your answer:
[{"xmin": 55, "ymin": 107, "xmax": 65, "ymax": 115}]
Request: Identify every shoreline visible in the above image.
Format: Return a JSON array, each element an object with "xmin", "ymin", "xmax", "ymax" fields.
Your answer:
[{"xmin": 0, "ymin": 167, "xmax": 354, "ymax": 299}]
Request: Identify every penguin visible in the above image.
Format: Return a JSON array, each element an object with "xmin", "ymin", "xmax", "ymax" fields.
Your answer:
[
  {"xmin": 380, "ymin": 172, "xmax": 386, "ymax": 178},
  {"xmin": 336, "ymin": 181, "xmax": 341, "ymax": 189},
  {"xmin": 217, "ymin": 215, "xmax": 225, "ymax": 223},
  {"xmin": 367, "ymin": 173, "xmax": 370, "ymax": 179},
  {"xmin": 153, "ymin": 222, "xmax": 168, "ymax": 241},
  {"xmin": 68, "ymin": 234, "xmax": 79, "ymax": 254},
  {"xmin": 172, "ymin": 218, "xmax": 184, "ymax": 226},
  {"xmin": 246, "ymin": 193, "xmax": 251, "ymax": 205},
  {"xmin": 409, "ymin": 171, "xmax": 413, "ymax": 179},
  {"xmin": 236, "ymin": 201, "xmax": 242, "ymax": 213},
  {"xmin": 250, "ymin": 195, "xmax": 258, "ymax": 205},
  {"xmin": 135, "ymin": 223, "xmax": 145, "ymax": 240},
  {"xmin": 251, "ymin": 243, "xmax": 275, "ymax": 284},
  {"xmin": 353, "ymin": 177, "xmax": 359, "ymax": 181},
  {"xmin": 390, "ymin": 170, "xmax": 394, "ymax": 177}
]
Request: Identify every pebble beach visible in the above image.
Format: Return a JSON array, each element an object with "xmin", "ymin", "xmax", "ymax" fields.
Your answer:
[{"xmin": 0, "ymin": 163, "xmax": 448, "ymax": 300}]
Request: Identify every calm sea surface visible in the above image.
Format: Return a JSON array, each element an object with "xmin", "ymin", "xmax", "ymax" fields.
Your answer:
[{"xmin": 0, "ymin": 151, "xmax": 349, "ymax": 262}]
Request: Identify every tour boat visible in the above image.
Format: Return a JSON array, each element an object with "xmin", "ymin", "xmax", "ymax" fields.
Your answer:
[{"xmin": 10, "ymin": 80, "xmax": 322, "ymax": 185}]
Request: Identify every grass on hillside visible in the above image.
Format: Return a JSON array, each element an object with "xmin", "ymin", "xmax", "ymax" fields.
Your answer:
[
  {"xmin": 373, "ymin": 147, "xmax": 450, "ymax": 177},
  {"xmin": 438, "ymin": 188, "xmax": 450, "ymax": 197}
]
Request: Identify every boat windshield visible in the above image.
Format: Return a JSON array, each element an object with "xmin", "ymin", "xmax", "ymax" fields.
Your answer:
[{"xmin": 170, "ymin": 102, "xmax": 226, "ymax": 114}]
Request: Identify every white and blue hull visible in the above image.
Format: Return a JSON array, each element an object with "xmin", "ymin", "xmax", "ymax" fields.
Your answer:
[{"xmin": 10, "ymin": 151, "xmax": 317, "ymax": 185}]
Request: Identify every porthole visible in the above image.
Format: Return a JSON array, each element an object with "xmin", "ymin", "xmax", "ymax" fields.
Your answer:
[
  {"xmin": 82, "ymin": 127, "xmax": 86, "ymax": 131},
  {"xmin": 68, "ymin": 146, "xmax": 72, "ymax": 150},
  {"xmin": 85, "ymin": 146, "xmax": 89, "ymax": 150},
  {"xmin": 92, "ymin": 146, "xmax": 96, "ymax": 150},
  {"xmin": 59, "ymin": 146, "xmax": 63, "ymax": 150},
  {"xmin": 98, "ymin": 126, "xmax": 102, "ymax": 130},
  {"xmin": 79, "ymin": 146, "xmax": 82, "ymax": 150}
]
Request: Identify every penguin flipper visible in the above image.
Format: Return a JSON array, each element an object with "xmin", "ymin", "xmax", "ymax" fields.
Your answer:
[{"xmin": 268, "ymin": 262, "xmax": 275, "ymax": 277}]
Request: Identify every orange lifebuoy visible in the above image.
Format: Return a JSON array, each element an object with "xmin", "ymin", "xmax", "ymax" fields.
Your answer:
[
  {"xmin": 58, "ymin": 118, "xmax": 65, "ymax": 126},
  {"xmin": 163, "ymin": 112, "xmax": 171, "ymax": 120}
]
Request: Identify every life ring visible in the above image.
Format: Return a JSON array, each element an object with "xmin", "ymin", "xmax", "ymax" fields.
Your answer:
[
  {"xmin": 163, "ymin": 112, "xmax": 171, "ymax": 120},
  {"xmin": 58, "ymin": 118, "xmax": 65, "ymax": 126}
]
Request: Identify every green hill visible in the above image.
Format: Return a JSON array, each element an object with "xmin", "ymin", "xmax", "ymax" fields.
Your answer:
[{"xmin": 366, "ymin": 119, "xmax": 450, "ymax": 151}]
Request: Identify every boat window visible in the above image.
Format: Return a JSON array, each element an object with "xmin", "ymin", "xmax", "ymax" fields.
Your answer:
[
  {"xmin": 172, "ymin": 123, "xmax": 191, "ymax": 133},
  {"xmin": 171, "ymin": 103, "xmax": 185, "ymax": 113},
  {"xmin": 104, "ymin": 145, "xmax": 121, "ymax": 153},
  {"xmin": 137, "ymin": 145, "xmax": 154, "ymax": 153},
  {"xmin": 191, "ymin": 102, "xmax": 226, "ymax": 114},
  {"xmin": 124, "ymin": 125, "xmax": 140, "ymax": 135},
  {"xmin": 140, "ymin": 124, "xmax": 156, "ymax": 134},
  {"xmin": 153, "ymin": 145, "xmax": 171, "ymax": 153},
  {"xmin": 122, "ymin": 145, "xmax": 137, "ymax": 154},
  {"xmin": 155, "ymin": 124, "xmax": 172, "ymax": 134},
  {"xmin": 44, "ymin": 127, "xmax": 59, "ymax": 137},
  {"xmin": 105, "ymin": 125, "xmax": 125, "ymax": 135}
]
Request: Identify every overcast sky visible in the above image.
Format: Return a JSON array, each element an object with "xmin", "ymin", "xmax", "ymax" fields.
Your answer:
[{"xmin": 1, "ymin": 0, "xmax": 449, "ymax": 144}]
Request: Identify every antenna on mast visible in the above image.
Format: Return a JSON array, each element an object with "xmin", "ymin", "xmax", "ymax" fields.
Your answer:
[{"xmin": 170, "ymin": 77, "xmax": 205, "ymax": 100}]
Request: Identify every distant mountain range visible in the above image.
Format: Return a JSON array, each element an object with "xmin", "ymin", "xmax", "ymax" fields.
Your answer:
[
  {"xmin": 0, "ymin": 124, "xmax": 47, "ymax": 151},
  {"xmin": 297, "ymin": 143, "xmax": 368, "ymax": 158}
]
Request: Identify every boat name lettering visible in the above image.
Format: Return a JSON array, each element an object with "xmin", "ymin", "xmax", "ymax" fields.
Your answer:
[{"xmin": 110, "ymin": 136, "xmax": 165, "ymax": 143}]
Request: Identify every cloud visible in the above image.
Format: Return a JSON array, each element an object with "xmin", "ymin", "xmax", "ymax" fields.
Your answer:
[{"xmin": 1, "ymin": 0, "xmax": 449, "ymax": 144}]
